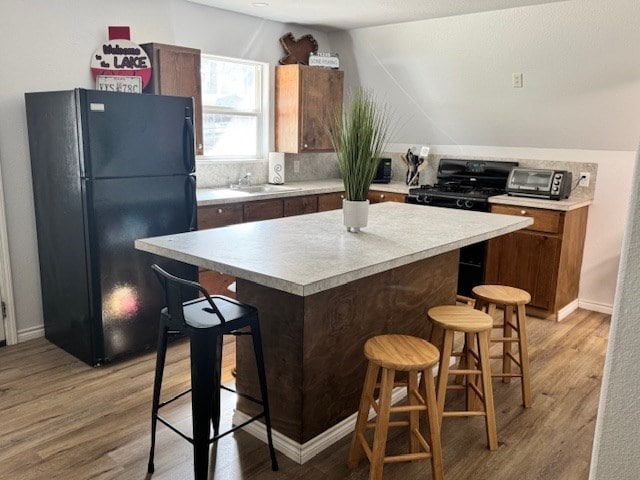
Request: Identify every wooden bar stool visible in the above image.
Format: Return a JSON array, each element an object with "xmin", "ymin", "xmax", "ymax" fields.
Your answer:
[
  {"xmin": 428, "ymin": 305, "xmax": 498, "ymax": 451},
  {"xmin": 349, "ymin": 334, "xmax": 443, "ymax": 480},
  {"xmin": 472, "ymin": 285, "xmax": 533, "ymax": 408}
]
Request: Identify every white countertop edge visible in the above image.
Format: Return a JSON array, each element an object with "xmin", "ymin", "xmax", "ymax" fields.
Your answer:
[
  {"xmin": 489, "ymin": 194, "xmax": 593, "ymax": 211},
  {"xmin": 135, "ymin": 214, "xmax": 532, "ymax": 297}
]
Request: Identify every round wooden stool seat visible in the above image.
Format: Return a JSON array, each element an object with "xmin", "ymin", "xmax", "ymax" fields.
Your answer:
[
  {"xmin": 364, "ymin": 334, "xmax": 439, "ymax": 371},
  {"xmin": 472, "ymin": 285, "xmax": 531, "ymax": 306},
  {"xmin": 428, "ymin": 305, "xmax": 493, "ymax": 333}
]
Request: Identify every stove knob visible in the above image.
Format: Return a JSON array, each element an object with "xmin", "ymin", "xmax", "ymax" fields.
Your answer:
[
  {"xmin": 423, "ymin": 194, "xmax": 433, "ymax": 204},
  {"xmin": 456, "ymin": 199, "xmax": 464, "ymax": 208},
  {"xmin": 464, "ymin": 200, "xmax": 475, "ymax": 209}
]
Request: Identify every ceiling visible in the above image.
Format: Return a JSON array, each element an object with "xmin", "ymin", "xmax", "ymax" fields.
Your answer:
[{"xmin": 185, "ymin": 0, "xmax": 569, "ymax": 31}]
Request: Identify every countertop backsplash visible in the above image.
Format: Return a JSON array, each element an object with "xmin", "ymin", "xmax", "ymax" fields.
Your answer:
[{"xmin": 196, "ymin": 151, "xmax": 597, "ymax": 199}]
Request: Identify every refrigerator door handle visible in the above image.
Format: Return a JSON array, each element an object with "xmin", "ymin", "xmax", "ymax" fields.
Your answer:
[
  {"xmin": 188, "ymin": 175, "xmax": 198, "ymax": 231},
  {"xmin": 184, "ymin": 107, "xmax": 196, "ymax": 173}
]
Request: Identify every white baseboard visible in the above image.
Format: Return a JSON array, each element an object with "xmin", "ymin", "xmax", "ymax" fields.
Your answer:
[
  {"xmin": 557, "ymin": 299, "xmax": 579, "ymax": 321},
  {"xmin": 233, "ymin": 385, "xmax": 408, "ymax": 465},
  {"xmin": 17, "ymin": 325, "xmax": 45, "ymax": 343},
  {"xmin": 578, "ymin": 299, "xmax": 613, "ymax": 315}
]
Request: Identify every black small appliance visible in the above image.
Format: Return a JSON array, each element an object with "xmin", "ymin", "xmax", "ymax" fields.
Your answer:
[{"xmin": 372, "ymin": 158, "xmax": 392, "ymax": 183}]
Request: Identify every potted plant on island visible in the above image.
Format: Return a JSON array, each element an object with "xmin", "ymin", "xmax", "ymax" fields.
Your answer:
[{"xmin": 329, "ymin": 88, "xmax": 393, "ymax": 232}]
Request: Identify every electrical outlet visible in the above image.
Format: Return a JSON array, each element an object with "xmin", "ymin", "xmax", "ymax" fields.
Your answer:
[
  {"xmin": 512, "ymin": 73, "xmax": 523, "ymax": 88},
  {"xmin": 578, "ymin": 172, "xmax": 590, "ymax": 187},
  {"xmin": 419, "ymin": 146, "xmax": 430, "ymax": 158},
  {"xmin": 293, "ymin": 160, "xmax": 300, "ymax": 174}
]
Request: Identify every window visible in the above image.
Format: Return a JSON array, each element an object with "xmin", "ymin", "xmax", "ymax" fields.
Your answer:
[{"xmin": 200, "ymin": 54, "xmax": 267, "ymax": 159}]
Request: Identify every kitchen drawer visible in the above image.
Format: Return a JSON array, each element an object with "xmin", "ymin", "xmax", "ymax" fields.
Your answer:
[
  {"xmin": 491, "ymin": 204, "xmax": 561, "ymax": 234},
  {"xmin": 368, "ymin": 190, "xmax": 407, "ymax": 204},
  {"xmin": 317, "ymin": 192, "xmax": 344, "ymax": 211},
  {"xmin": 198, "ymin": 204, "xmax": 244, "ymax": 229},
  {"xmin": 283, "ymin": 195, "xmax": 318, "ymax": 217},
  {"xmin": 244, "ymin": 199, "xmax": 284, "ymax": 222}
]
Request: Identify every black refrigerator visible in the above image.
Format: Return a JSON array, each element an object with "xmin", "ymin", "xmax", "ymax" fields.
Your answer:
[{"xmin": 25, "ymin": 88, "xmax": 198, "ymax": 366}]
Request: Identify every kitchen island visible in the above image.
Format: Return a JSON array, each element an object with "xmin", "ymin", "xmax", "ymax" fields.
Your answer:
[{"xmin": 135, "ymin": 202, "xmax": 532, "ymax": 463}]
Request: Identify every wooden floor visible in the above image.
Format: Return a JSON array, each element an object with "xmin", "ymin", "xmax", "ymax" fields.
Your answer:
[{"xmin": 0, "ymin": 308, "xmax": 609, "ymax": 479}]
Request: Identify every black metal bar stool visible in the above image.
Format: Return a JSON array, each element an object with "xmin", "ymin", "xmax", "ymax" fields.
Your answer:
[{"xmin": 147, "ymin": 264, "xmax": 278, "ymax": 479}]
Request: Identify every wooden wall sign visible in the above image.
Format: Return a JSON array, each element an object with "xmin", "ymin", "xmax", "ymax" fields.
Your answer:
[
  {"xmin": 90, "ymin": 26, "xmax": 151, "ymax": 90},
  {"xmin": 279, "ymin": 32, "xmax": 318, "ymax": 65}
]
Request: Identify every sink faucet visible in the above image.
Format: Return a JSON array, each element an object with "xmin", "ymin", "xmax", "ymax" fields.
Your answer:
[{"xmin": 238, "ymin": 172, "xmax": 252, "ymax": 187}]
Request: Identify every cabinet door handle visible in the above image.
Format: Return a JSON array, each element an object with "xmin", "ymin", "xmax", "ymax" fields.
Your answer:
[
  {"xmin": 217, "ymin": 208, "xmax": 223, "ymax": 214},
  {"xmin": 303, "ymin": 143, "xmax": 308, "ymax": 149},
  {"xmin": 380, "ymin": 194, "xmax": 385, "ymax": 200},
  {"xmin": 520, "ymin": 209, "xmax": 527, "ymax": 215}
]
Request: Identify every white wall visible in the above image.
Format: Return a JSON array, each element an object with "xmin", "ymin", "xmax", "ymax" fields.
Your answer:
[
  {"xmin": 0, "ymin": 0, "xmax": 331, "ymax": 337},
  {"xmin": 590, "ymin": 145, "xmax": 640, "ymax": 479},
  {"xmin": 329, "ymin": 0, "xmax": 640, "ymax": 311}
]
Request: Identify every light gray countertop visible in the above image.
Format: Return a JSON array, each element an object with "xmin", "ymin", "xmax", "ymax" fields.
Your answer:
[
  {"xmin": 136, "ymin": 202, "xmax": 532, "ymax": 296},
  {"xmin": 489, "ymin": 194, "xmax": 593, "ymax": 211},
  {"xmin": 197, "ymin": 180, "xmax": 409, "ymax": 206}
]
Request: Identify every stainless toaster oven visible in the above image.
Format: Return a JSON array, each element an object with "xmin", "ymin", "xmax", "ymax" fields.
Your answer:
[{"xmin": 506, "ymin": 168, "xmax": 573, "ymax": 200}]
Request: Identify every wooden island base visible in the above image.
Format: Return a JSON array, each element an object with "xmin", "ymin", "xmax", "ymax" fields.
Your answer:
[{"xmin": 234, "ymin": 250, "xmax": 458, "ymax": 462}]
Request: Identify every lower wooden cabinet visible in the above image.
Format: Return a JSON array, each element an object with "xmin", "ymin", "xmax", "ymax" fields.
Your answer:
[
  {"xmin": 198, "ymin": 204, "xmax": 243, "ymax": 229},
  {"xmin": 317, "ymin": 192, "xmax": 345, "ymax": 211},
  {"xmin": 484, "ymin": 204, "xmax": 589, "ymax": 319},
  {"xmin": 243, "ymin": 199, "xmax": 284, "ymax": 222},
  {"xmin": 284, "ymin": 195, "xmax": 318, "ymax": 217},
  {"xmin": 368, "ymin": 190, "xmax": 407, "ymax": 204}
]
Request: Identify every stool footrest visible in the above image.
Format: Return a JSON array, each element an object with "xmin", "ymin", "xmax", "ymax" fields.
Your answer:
[
  {"xmin": 384, "ymin": 451, "xmax": 432, "ymax": 464},
  {"xmin": 158, "ymin": 388, "xmax": 192, "ymax": 409},
  {"xmin": 443, "ymin": 411, "xmax": 486, "ymax": 417},
  {"xmin": 492, "ymin": 337, "xmax": 520, "ymax": 343}
]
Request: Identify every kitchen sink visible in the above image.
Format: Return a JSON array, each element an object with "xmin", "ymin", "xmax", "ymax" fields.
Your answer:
[
  {"xmin": 200, "ymin": 184, "xmax": 303, "ymax": 202},
  {"xmin": 228, "ymin": 184, "xmax": 302, "ymax": 194}
]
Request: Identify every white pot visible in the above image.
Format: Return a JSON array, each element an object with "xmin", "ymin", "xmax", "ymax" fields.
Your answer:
[{"xmin": 342, "ymin": 199, "xmax": 369, "ymax": 233}]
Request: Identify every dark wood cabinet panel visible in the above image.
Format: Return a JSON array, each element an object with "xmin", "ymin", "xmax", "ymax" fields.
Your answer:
[
  {"xmin": 484, "ymin": 205, "xmax": 588, "ymax": 319},
  {"xmin": 198, "ymin": 204, "xmax": 244, "ymax": 229},
  {"xmin": 283, "ymin": 195, "xmax": 318, "ymax": 217},
  {"xmin": 485, "ymin": 231, "xmax": 560, "ymax": 311},
  {"xmin": 317, "ymin": 192, "xmax": 344, "ymax": 212},
  {"xmin": 243, "ymin": 199, "xmax": 284, "ymax": 222},
  {"xmin": 368, "ymin": 190, "xmax": 407, "ymax": 204},
  {"xmin": 199, "ymin": 270, "xmax": 236, "ymax": 298},
  {"xmin": 141, "ymin": 43, "xmax": 203, "ymax": 156},
  {"xmin": 275, "ymin": 65, "xmax": 344, "ymax": 153}
]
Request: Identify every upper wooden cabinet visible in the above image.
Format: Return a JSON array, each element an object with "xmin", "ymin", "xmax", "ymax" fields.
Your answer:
[
  {"xmin": 275, "ymin": 65, "xmax": 344, "ymax": 153},
  {"xmin": 141, "ymin": 43, "xmax": 204, "ymax": 156}
]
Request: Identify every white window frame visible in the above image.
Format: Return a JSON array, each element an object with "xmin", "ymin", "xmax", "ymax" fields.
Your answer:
[{"xmin": 198, "ymin": 54, "xmax": 269, "ymax": 162}]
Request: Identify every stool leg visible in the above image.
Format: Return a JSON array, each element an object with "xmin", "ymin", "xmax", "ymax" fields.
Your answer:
[
  {"xmin": 478, "ymin": 330, "xmax": 498, "ymax": 451},
  {"xmin": 370, "ymin": 367, "xmax": 395, "ymax": 480},
  {"xmin": 148, "ymin": 319, "xmax": 169, "ymax": 474},
  {"xmin": 349, "ymin": 361, "xmax": 380, "ymax": 468},
  {"xmin": 407, "ymin": 370, "xmax": 420, "ymax": 456},
  {"xmin": 436, "ymin": 330, "xmax": 454, "ymax": 423},
  {"xmin": 464, "ymin": 332, "xmax": 478, "ymax": 412},
  {"xmin": 516, "ymin": 303, "xmax": 533, "ymax": 408},
  {"xmin": 422, "ymin": 367, "xmax": 444, "ymax": 480},
  {"xmin": 211, "ymin": 335, "xmax": 224, "ymax": 438},
  {"xmin": 249, "ymin": 319, "xmax": 279, "ymax": 471},
  {"xmin": 503, "ymin": 306, "xmax": 514, "ymax": 383},
  {"xmin": 190, "ymin": 329, "xmax": 217, "ymax": 480}
]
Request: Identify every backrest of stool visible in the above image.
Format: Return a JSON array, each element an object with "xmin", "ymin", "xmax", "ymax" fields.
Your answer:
[{"xmin": 151, "ymin": 264, "xmax": 227, "ymax": 325}]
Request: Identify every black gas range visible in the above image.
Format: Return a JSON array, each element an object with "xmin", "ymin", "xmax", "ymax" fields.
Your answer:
[
  {"xmin": 407, "ymin": 158, "xmax": 519, "ymax": 295},
  {"xmin": 407, "ymin": 159, "xmax": 518, "ymax": 211}
]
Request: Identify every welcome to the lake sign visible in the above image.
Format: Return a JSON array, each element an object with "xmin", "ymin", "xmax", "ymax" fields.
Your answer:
[{"xmin": 90, "ymin": 26, "xmax": 151, "ymax": 93}]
